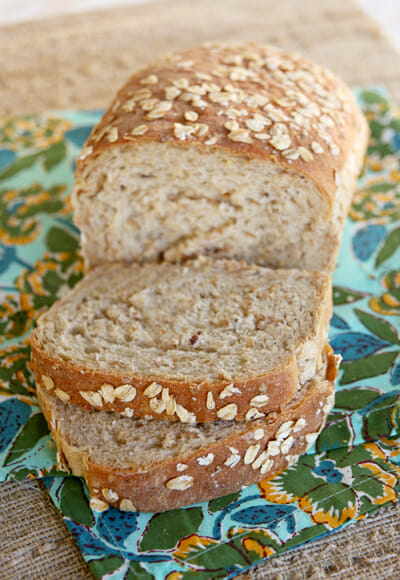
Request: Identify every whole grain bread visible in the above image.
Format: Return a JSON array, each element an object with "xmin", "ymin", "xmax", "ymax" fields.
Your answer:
[
  {"xmin": 72, "ymin": 42, "xmax": 368, "ymax": 272},
  {"xmin": 31, "ymin": 259, "xmax": 332, "ymax": 423},
  {"xmin": 36, "ymin": 358, "xmax": 336, "ymax": 512}
]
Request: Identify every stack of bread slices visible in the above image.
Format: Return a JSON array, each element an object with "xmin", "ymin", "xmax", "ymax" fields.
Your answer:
[{"xmin": 31, "ymin": 42, "xmax": 368, "ymax": 513}]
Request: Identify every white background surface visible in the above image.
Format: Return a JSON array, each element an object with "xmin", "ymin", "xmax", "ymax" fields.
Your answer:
[
  {"xmin": 0, "ymin": 0, "xmax": 399, "ymax": 52},
  {"xmin": 361, "ymin": 0, "xmax": 400, "ymax": 49}
]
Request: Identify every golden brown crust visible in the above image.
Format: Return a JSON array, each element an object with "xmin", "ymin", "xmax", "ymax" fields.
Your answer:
[
  {"xmin": 325, "ymin": 343, "xmax": 340, "ymax": 383},
  {"xmin": 36, "ymin": 358, "xmax": 336, "ymax": 512},
  {"xmin": 31, "ymin": 332, "xmax": 299, "ymax": 422},
  {"xmin": 76, "ymin": 42, "xmax": 367, "ymax": 206}
]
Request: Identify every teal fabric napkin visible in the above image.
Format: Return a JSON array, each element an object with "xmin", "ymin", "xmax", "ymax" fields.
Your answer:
[{"xmin": 0, "ymin": 88, "xmax": 399, "ymax": 579}]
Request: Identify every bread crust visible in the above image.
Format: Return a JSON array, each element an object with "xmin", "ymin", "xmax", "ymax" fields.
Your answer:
[
  {"xmin": 31, "ymin": 334, "xmax": 299, "ymax": 422},
  {"xmin": 36, "ymin": 355, "xmax": 337, "ymax": 512},
  {"xmin": 74, "ymin": 42, "xmax": 368, "ymax": 209}
]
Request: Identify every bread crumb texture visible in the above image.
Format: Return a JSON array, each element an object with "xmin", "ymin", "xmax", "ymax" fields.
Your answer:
[{"xmin": 32, "ymin": 260, "xmax": 331, "ymax": 382}]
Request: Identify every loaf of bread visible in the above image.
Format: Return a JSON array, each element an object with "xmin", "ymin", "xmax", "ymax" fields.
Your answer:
[
  {"xmin": 31, "ymin": 259, "xmax": 333, "ymax": 423},
  {"xmin": 36, "ymin": 362, "xmax": 336, "ymax": 512},
  {"xmin": 72, "ymin": 42, "xmax": 368, "ymax": 272},
  {"xmin": 31, "ymin": 43, "xmax": 359, "ymax": 513}
]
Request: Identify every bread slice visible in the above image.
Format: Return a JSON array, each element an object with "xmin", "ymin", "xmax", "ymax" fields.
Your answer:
[
  {"xmin": 36, "ymin": 360, "xmax": 336, "ymax": 512},
  {"xmin": 31, "ymin": 259, "xmax": 332, "ymax": 423},
  {"xmin": 72, "ymin": 42, "xmax": 368, "ymax": 272}
]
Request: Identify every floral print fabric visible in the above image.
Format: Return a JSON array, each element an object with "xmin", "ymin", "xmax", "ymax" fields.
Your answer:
[{"xmin": 0, "ymin": 91, "xmax": 399, "ymax": 579}]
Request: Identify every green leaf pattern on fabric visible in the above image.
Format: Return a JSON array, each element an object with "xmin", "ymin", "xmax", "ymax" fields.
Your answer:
[
  {"xmin": 4, "ymin": 412, "xmax": 49, "ymax": 465},
  {"xmin": 60, "ymin": 477, "xmax": 95, "ymax": 527},
  {"xmin": 140, "ymin": 508, "xmax": 203, "ymax": 551}
]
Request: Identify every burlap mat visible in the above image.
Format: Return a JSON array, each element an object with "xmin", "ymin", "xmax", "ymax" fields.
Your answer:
[{"xmin": 1, "ymin": 0, "xmax": 399, "ymax": 578}]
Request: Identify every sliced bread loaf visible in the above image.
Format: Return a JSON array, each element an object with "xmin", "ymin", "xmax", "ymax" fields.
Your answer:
[
  {"xmin": 31, "ymin": 259, "xmax": 332, "ymax": 423},
  {"xmin": 72, "ymin": 42, "xmax": 368, "ymax": 272},
  {"xmin": 36, "ymin": 359, "xmax": 336, "ymax": 512}
]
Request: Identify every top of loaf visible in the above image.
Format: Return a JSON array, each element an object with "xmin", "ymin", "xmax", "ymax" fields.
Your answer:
[{"xmin": 77, "ymin": 42, "xmax": 366, "ymax": 200}]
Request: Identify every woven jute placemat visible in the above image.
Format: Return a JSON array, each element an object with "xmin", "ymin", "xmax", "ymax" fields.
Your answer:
[{"xmin": 1, "ymin": 1, "xmax": 399, "ymax": 578}]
